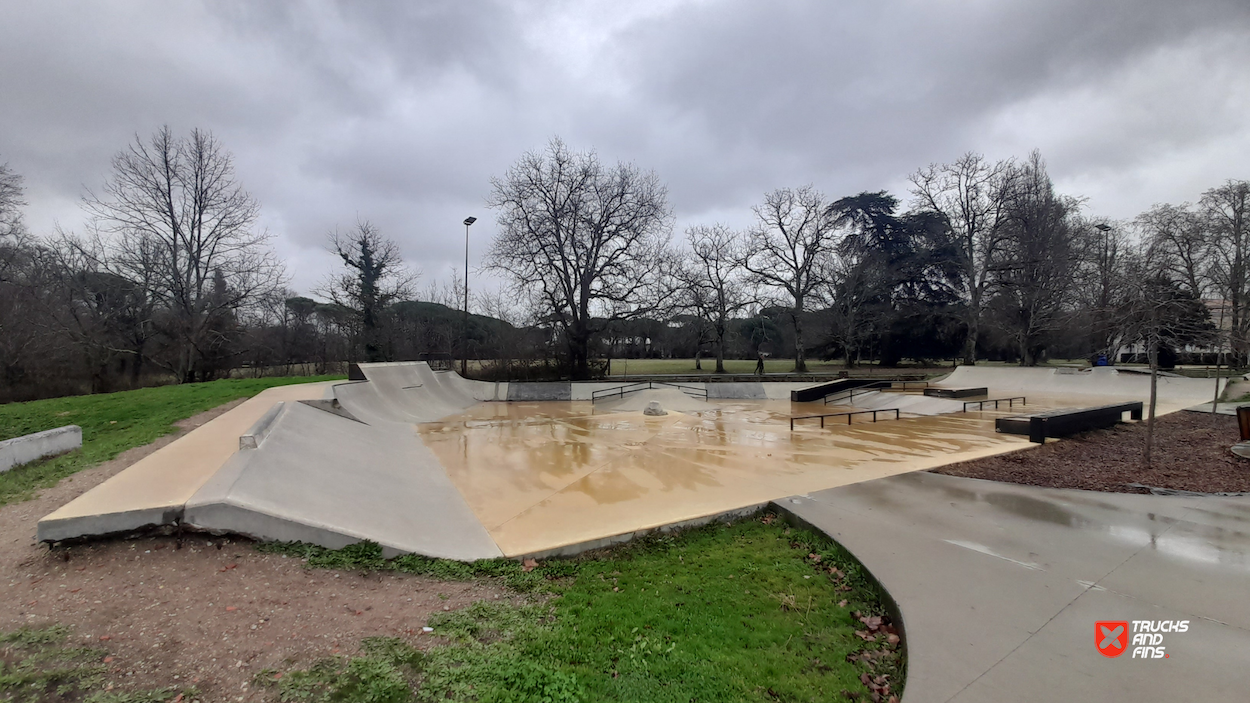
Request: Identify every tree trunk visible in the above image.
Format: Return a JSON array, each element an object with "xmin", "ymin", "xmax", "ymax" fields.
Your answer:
[
  {"xmin": 568, "ymin": 330, "xmax": 591, "ymax": 381},
  {"xmin": 1212, "ymin": 345, "xmax": 1224, "ymax": 414},
  {"xmin": 793, "ymin": 304, "xmax": 807, "ymax": 372},
  {"xmin": 1144, "ymin": 340, "xmax": 1159, "ymax": 466},
  {"xmin": 962, "ymin": 313, "xmax": 978, "ymax": 366}
]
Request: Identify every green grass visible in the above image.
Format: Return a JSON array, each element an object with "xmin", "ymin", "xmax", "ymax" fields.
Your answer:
[
  {"xmin": 0, "ymin": 375, "xmax": 343, "ymax": 507},
  {"xmin": 260, "ymin": 517, "xmax": 903, "ymax": 702},
  {"xmin": 0, "ymin": 625, "xmax": 195, "ymax": 703}
]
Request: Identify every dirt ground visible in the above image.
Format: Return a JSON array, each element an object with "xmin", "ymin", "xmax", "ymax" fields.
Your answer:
[
  {"xmin": 0, "ymin": 401, "xmax": 506, "ymax": 702},
  {"xmin": 933, "ymin": 410, "xmax": 1250, "ymax": 494}
]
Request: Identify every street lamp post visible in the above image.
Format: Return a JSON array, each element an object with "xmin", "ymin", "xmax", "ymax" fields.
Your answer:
[{"xmin": 461, "ymin": 216, "xmax": 476, "ymax": 376}]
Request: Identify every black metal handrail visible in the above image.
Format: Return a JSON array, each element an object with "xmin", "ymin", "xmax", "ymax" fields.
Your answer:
[
  {"xmin": 963, "ymin": 397, "xmax": 1027, "ymax": 411},
  {"xmin": 591, "ymin": 382, "xmax": 652, "ymax": 402},
  {"xmin": 790, "ymin": 408, "xmax": 901, "ymax": 430},
  {"xmin": 822, "ymin": 381, "xmax": 891, "ymax": 405},
  {"xmin": 591, "ymin": 380, "xmax": 708, "ymax": 403},
  {"xmin": 654, "ymin": 381, "xmax": 709, "ymax": 399}
]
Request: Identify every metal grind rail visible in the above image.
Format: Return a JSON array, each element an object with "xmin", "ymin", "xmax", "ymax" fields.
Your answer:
[
  {"xmin": 791, "ymin": 408, "xmax": 901, "ymax": 430},
  {"xmin": 823, "ymin": 382, "xmax": 891, "ymax": 405},
  {"xmin": 591, "ymin": 380, "xmax": 709, "ymax": 403},
  {"xmin": 962, "ymin": 397, "xmax": 1027, "ymax": 412},
  {"xmin": 821, "ymin": 379, "xmax": 933, "ymax": 405}
]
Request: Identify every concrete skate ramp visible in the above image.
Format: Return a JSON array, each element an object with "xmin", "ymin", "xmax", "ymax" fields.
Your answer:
[
  {"xmin": 183, "ymin": 400, "xmax": 500, "ymax": 560},
  {"xmin": 936, "ymin": 366, "xmax": 1220, "ymax": 413},
  {"xmin": 37, "ymin": 383, "xmax": 336, "ymax": 543},
  {"xmin": 334, "ymin": 362, "xmax": 505, "ymax": 425}
]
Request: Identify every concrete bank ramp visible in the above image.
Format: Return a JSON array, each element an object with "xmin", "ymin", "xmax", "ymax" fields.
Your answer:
[
  {"xmin": 936, "ymin": 366, "xmax": 1220, "ymax": 409},
  {"xmin": 184, "ymin": 400, "xmax": 500, "ymax": 560},
  {"xmin": 334, "ymin": 361, "xmax": 505, "ymax": 425},
  {"xmin": 37, "ymin": 383, "xmax": 336, "ymax": 543}
]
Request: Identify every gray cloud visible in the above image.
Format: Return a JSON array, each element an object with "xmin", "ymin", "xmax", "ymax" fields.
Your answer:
[{"xmin": 1, "ymin": 0, "xmax": 1247, "ymax": 295}]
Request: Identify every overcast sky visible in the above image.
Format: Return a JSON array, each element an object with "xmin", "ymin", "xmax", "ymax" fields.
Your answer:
[{"xmin": 2, "ymin": 0, "xmax": 1248, "ymax": 298}]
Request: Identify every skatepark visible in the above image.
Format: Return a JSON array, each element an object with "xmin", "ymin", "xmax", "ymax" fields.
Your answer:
[
  {"xmin": 36, "ymin": 362, "xmax": 1219, "ymax": 559},
  {"xmin": 28, "ymin": 361, "xmax": 1250, "ymax": 701}
]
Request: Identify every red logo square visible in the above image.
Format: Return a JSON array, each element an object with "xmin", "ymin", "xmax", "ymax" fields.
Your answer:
[{"xmin": 1096, "ymin": 621, "xmax": 1129, "ymax": 658}]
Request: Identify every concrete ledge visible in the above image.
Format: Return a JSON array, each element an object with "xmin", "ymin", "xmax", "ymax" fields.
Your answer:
[
  {"xmin": 239, "ymin": 402, "xmax": 286, "ymax": 450},
  {"xmin": 37, "ymin": 505, "xmax": 182, "ymax": 543},
  {"xmin": 1, "ymin": 425, "xmax": 82, "ymax": 473}
]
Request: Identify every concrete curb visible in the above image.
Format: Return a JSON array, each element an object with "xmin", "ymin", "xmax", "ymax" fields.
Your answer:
[{"xmin": 1, "ymin": 425, "xmax": 82, "ymax": 472}]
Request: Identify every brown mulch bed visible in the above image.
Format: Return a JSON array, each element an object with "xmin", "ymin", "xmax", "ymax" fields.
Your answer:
[
  {"xmin": 932, "ymin": 410, "xmax": 1250, "ymax": 494},
  {"xmin": 0, "ymin": 401, "xmax": 507, "ymax": 702}
]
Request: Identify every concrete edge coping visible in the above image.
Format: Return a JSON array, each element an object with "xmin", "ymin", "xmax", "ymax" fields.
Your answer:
[
  {"xmin": 239, "ymin": 402, "xmax": 286, "ymax": 450},
  {"xmin": 511, "ymin": 503, "xmax": 769, "ymax": 561},
  {"xmin": 1, "ymin": 425, "xmax": 83, "ymax": 473}
]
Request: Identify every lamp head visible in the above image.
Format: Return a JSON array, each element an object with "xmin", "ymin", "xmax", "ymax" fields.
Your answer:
[{"xmin": 463, "ymin": 216, "xmax": 477, "ymax": 226}]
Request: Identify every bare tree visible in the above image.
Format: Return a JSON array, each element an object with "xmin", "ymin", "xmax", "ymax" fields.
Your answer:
[
  {"xmin": 992, "ymin": 152, "xmax": 1082, "ymax": 365},
  {"xmin": 321, "ymin": 221, "xmax": 416, "ymax": 363},
  {"xmin": 678, "ymin": 224, "xmax": 752, "ymax": 373},
  {"xmin": 1201, "ymin": 180, "xmax": 1250, "ymax": 364},
  {"xmin": 1074, "ymin": 219, "xmax": 1134, "ymax": 363},
  {"xmin": 741, "ymin": 186, "xmax": 838, "ymax": 372},
  {"xmin": 0, "ymin": 160, "xmax": 24, "ymax": 242},
  {"xmin": 1138, "ymin": 202, "xmax": 1209, "ymax": 297},
  {"xmin": 0, "ymin": 160, "xmax": 27, "ymax": 285},
  {"xmin": 486, "ymin": 138, "xmax": 674, "ymax": 380},
  {"xmin": 83, "ymin": 126, "xmax": 285, "ymax": 382},
  {"xmin": 910, "ymin": 153, "xmax": 1014, "ymax": 365},
  {"xmin": 1118, "ymin": 262, "xmax": 1216, "ymax": 464}
]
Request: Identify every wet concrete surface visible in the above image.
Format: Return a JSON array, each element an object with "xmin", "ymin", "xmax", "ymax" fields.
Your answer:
[
  {"xmin": 782, "ymin": 471, "xmax": 1250, "ymax": 702},
  {"xmin": 419, "ymin": 396, "xmax": 1042, "ymax": 555}
]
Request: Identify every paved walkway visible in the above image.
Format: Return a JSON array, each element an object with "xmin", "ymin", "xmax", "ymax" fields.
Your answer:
[{"xmin": 781, "ymin": 471, "xmax": 1250, "ymax": 702}]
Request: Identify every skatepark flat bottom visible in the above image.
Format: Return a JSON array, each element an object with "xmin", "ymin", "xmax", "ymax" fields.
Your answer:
[{"xmin": 421, "ymin": 400, "xmax": 1034, "ymax": 556}]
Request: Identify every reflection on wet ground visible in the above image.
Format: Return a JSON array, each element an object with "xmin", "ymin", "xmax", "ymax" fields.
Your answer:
[{"xmin": 418, "ymin": 396, "xmax": 1050, "ymax": 555}]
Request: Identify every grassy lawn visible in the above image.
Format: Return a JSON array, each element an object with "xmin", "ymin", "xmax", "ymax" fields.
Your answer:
[
  {"xmin": 258, "ymin": 517, "xmax": 903, "ymax": 702},
  {"xmin": 0, "ymin": 376, "xmax": 342, "ymax": 507}
]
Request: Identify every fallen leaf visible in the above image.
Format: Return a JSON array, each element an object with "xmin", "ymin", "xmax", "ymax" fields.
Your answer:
[
  {"xmin": 226, "ymin": 606, "xmax": 238, "ymax": 612},
  {"xmin": 837, "ymin": 600, "xmax": 848, "ymax": 608},
  {"xmin": 521, "ymin": 559, "xmax": 538, "ymax": 572}
]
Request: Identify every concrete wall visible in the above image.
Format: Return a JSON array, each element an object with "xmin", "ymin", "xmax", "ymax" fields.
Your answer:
[{"xmin": 0, "ymin": 425, "xmax": 82, "ymax": 472}]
